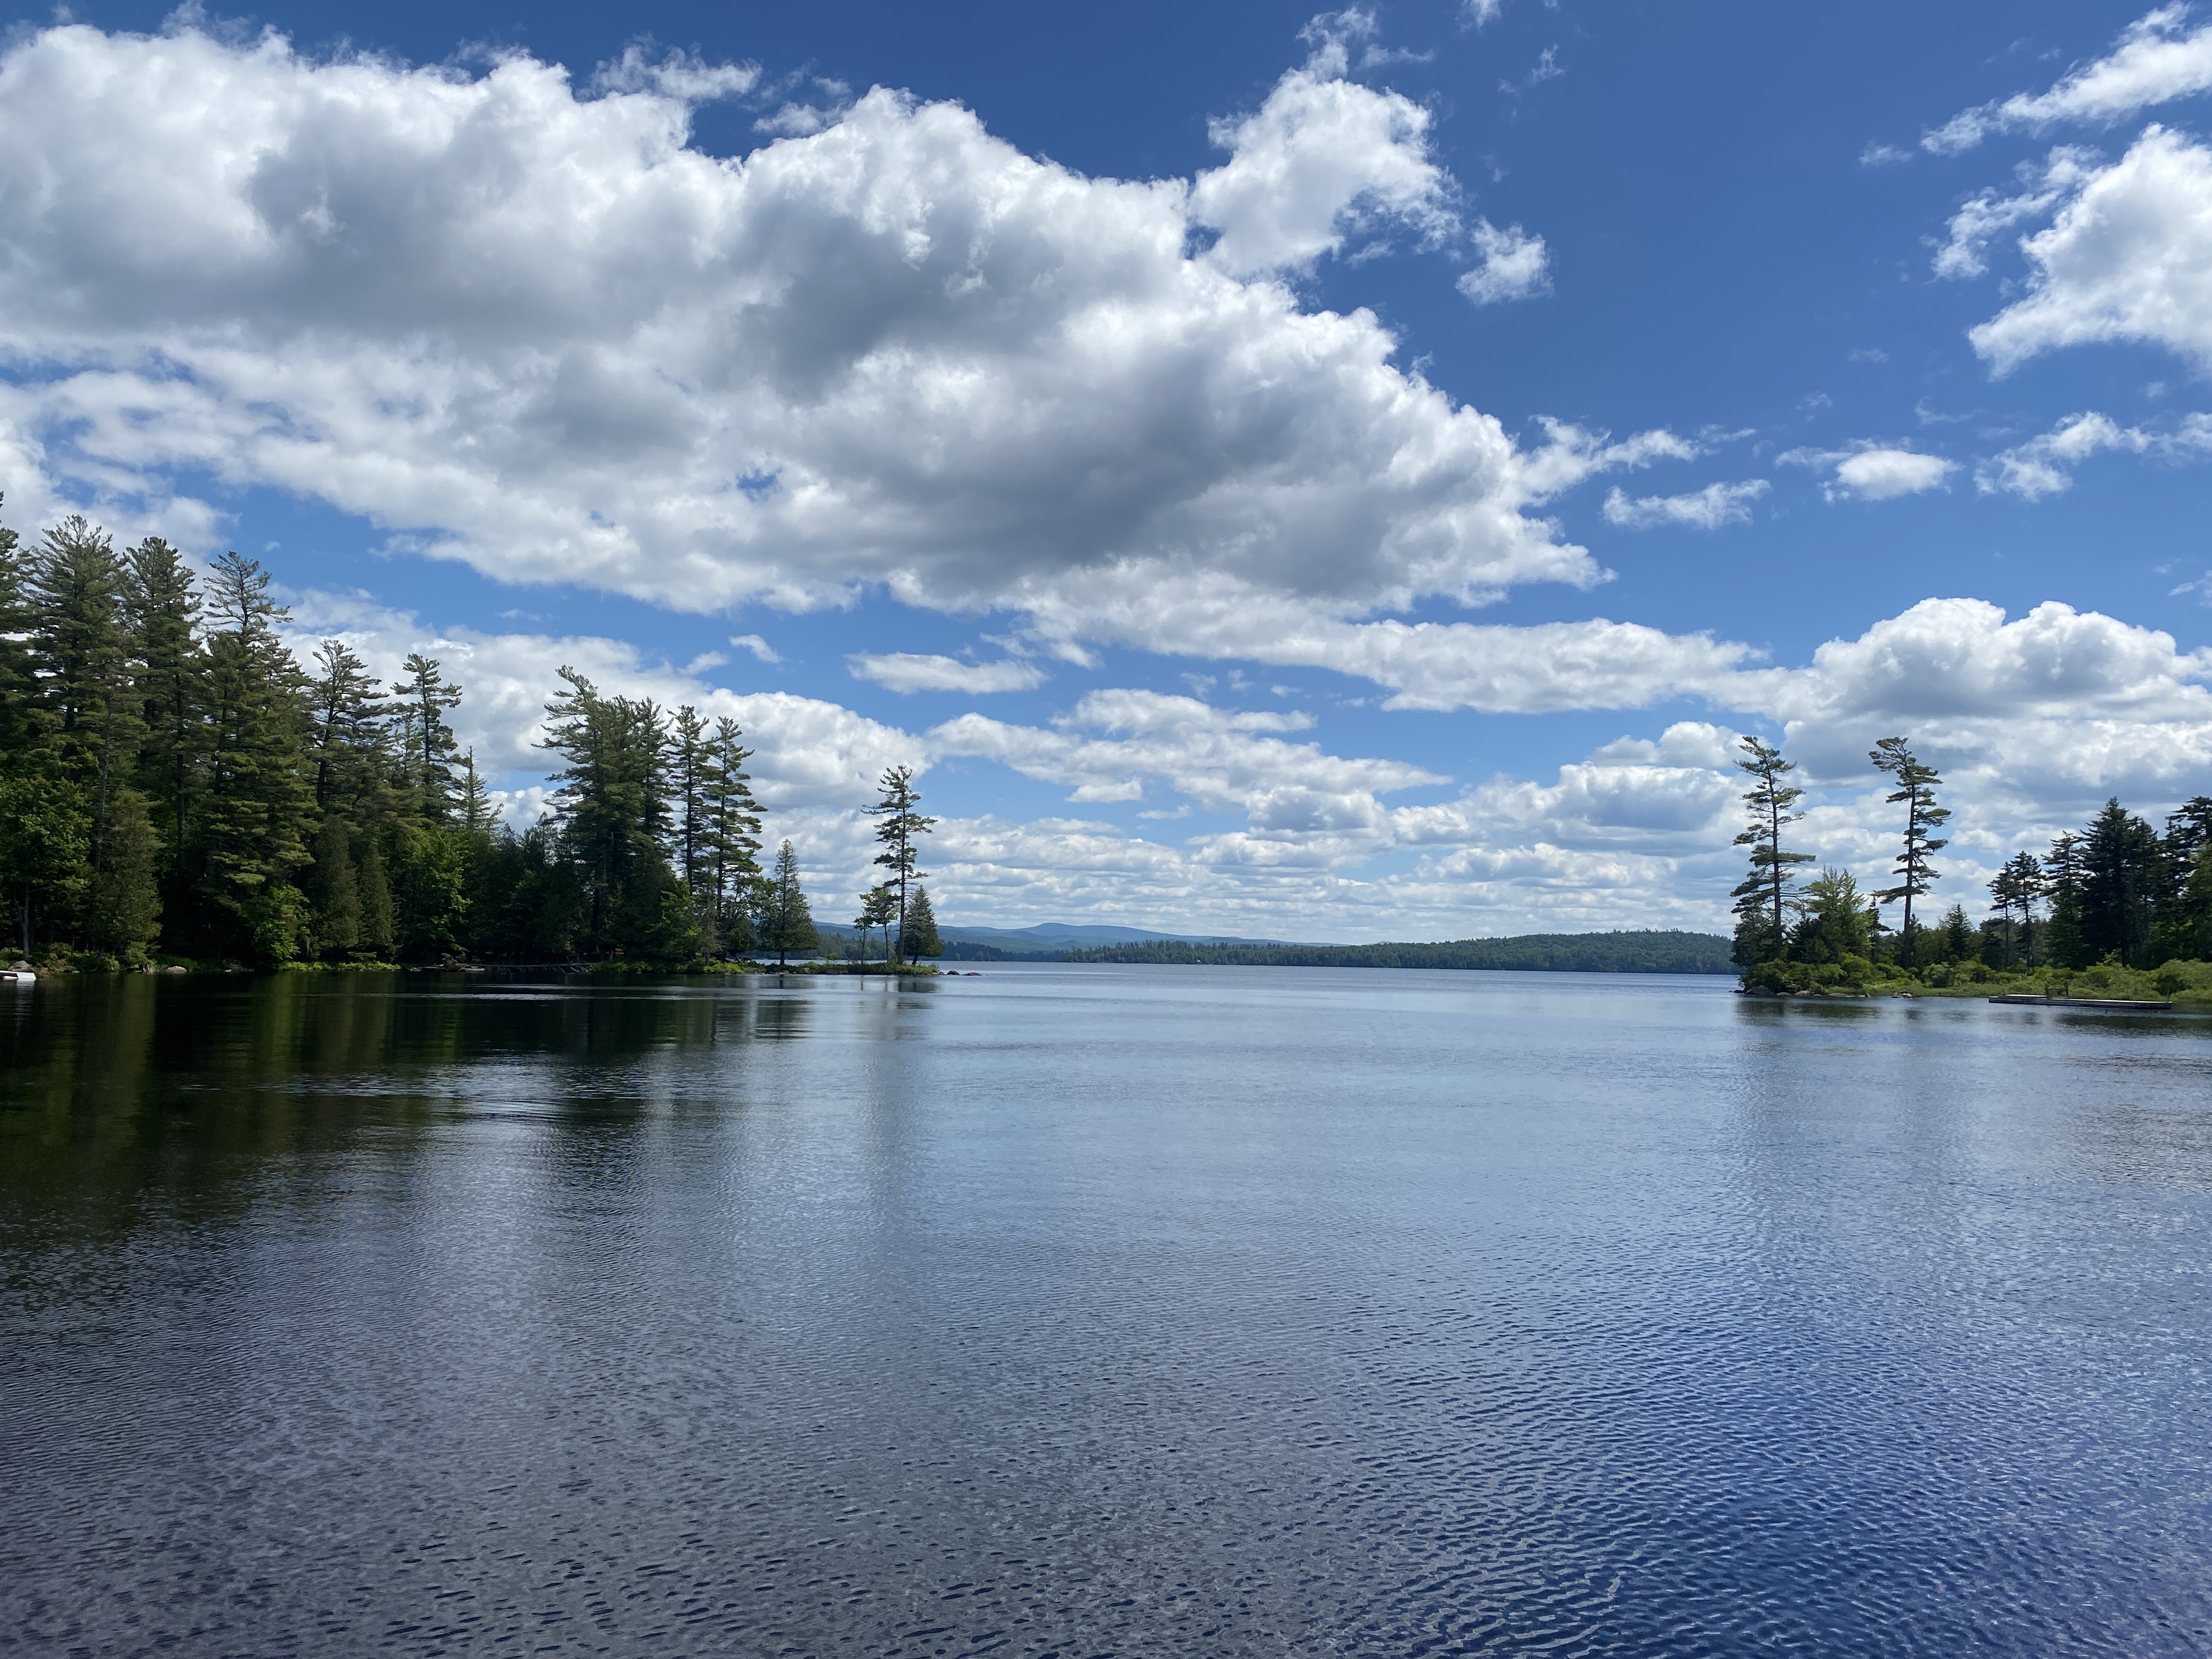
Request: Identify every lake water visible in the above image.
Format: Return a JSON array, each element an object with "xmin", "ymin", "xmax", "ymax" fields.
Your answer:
[{"xmin": 4, "ymin": 965, "xmax": 2210, "ymax": 1657}]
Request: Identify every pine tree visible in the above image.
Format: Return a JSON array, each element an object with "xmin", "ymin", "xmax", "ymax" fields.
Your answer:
[
  {"xmin": 307, "ymin": 639, "xmax": 393, "ymax": 821},
  {"xmin": 307, "ymin": 812, "xmax": 362, "ymax": 956},
  {"xmin": 123, "ymin": 538, "xmax": 204, "ymax": 862},
  {"xmin": 760, "ymin": 839, "xmax": 818, "ymax": 967},
  {"xmin": 867, "ymin": 765, "xmax": 936, "ymax": 963},
  {"xmin": 669, "ymin": 706, "xmax": 714, "ymax": 898},
  {"xmin": 1787, "ymin": 867, "xmax": 1871, "ymax": 965},
  {"xmin": 0, "ymin": 505, "xmax": 37, "ymax": 765},
  {"xmin": 704, "ymin": 717, "xmax": 763, "ymax": 953},
  {"xmin": 2043, "ymin": 832, "xmax": 2087, "ymax": 970},
  {"xmin": 393, "ymin": 652, "xmax": 463, "ymax": 821},
  {"xmin": 460, "ymin": 750, "xmax": 495, "ymax": 838},
  {"xmin": 358, "ymin": 833, "xmax": 396, "ymax": 958},
  {"xmin": 25, "ymin": 517, "xmax": 160, "ymax": 961},
  {"xmin": 2176, "ymin": 843, "xmax": 2212, "ymax": 963},
  {"xmin": 2153, "ymin": 797, "xmax": 2212, "ymax": 962},
  {"xmin": 1869, "ymin": 737, "xmax": 1949, "ymax": 951},
  {"xmin": 1987, "ymin": 851, "xmax": 2044, "ymax": 969},
  {"xmin": 1728, "ymin": 736, "xmax": 1810, "ymax": 973},
  {"xmin": 2078, "ymin": 798, "xmax": 2162, "ymax": 967},
  {"xmin": 0, "ymin": 773, "xmax": 87, "ymax": 959},
  {"xmin": 901, "ymin": 884, "xmax": 943, "ymax": 960},
  {"xmin": 538, "ymin": 667, "xmax": 680, "ymax": 956},
  {"xmin": 199, "ymin": 551, "xmax": 315, "ymax": 963},
  {"xmin": 856, "ymin": 883, "xmax": 897, "ymax": 964}
]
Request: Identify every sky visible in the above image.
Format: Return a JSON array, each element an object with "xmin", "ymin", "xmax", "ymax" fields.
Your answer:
[{"xmin": 2, "ymin": 0, "xmax": 2210, "ymax": 940}]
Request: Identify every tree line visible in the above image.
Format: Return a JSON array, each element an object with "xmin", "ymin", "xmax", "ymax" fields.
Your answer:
[
  {"xmin": 1068, "ymin": 932, "xmax": 1734, "ymax": 973},
  {"xmin": 0, "ymin": 511, "xmax": 945, "ymax": 968},
  {"xmin": 1730, "ymin": 733, "xmax": 2212, "ymax": 990}
]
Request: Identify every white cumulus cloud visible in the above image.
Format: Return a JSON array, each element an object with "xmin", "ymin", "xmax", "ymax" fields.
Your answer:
[
  {"xmin": 1977, "ymin": 410, "xmax": 2212, "ymax": 498},
  {"xmin": 1932, "ymin": 148, "xmax": 2099, "ymax": 280},
  {"xmin": 1925, "ymin": 5, "xmax": 2212, "ymax": 154},
  {"xmin": 1190, "ymin": 14, "xmax": 1459, "ymax": 277},
  {"xmin": 1970, "ymin": 126, "xmax": 2212, "ymax": 373},
  {"xmin": 1781, "ymin": 444, "xmax": 1954, "ymax": 502},
  {"xmin": 0, "ymin": 18, "xmax": 1640, "ymax": 679},
  {"xmin": 849, "ymin": 653, "xmax": 1047, "ymax": 694},
  {"xmin": 1600, "ymin": 478, "xmax": 1768, "ymax": 531},
  {"xmin": 1455, "ymin": 218, "xmax": 1550, "ymax": 304}
]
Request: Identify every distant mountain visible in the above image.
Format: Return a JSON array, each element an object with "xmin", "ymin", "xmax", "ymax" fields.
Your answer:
[
  {"xmin": 811, "ymin": 921, "xmax": 1300, "ymax": 963},
  {"xmin": 1063, "ymin": 931, "xmax": 1735, "ymax": 975},
  {"xmin": 940, "ymin": 923, "xmax": 1296, "ymax": 950},
  {"xmin": 815, "ymin": 922, "xmax": 1733, "ymax": 973}
]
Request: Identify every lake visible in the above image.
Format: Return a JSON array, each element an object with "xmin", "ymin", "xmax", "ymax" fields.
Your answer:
[{"xmin": 3, "ymin": 965, "xmax": 2210, "ymax": 1657}]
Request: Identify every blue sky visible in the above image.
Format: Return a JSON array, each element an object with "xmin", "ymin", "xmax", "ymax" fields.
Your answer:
[{"xmin": 3, "ymin": 0, "xmax": 2210, "ymax": 937}]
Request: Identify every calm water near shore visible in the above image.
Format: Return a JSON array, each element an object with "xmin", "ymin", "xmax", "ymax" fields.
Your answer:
[{"xmin": 4, "ymin": 964, "xmax": 2211, "ymax": 1657}]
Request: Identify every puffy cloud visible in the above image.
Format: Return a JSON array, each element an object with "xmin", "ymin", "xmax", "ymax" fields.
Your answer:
[
  {"xmin": 1600, "ymin": 478, "xmax": 1768, "ymax": 531},
  {"xmin": 849, "ymin": 653, "xmax": 1046, "ymax": 693},
  {"xmin": 1781, "ymin": 443, "xmax": 1954, "ymax": 502},
  {"xmin": 1932, "ymin": 148, "xmax": 2098, "ymax": 280},
  {"xmin": 1756, "ymin": 597, "xmax": 2212, "ymax": 730},
  {"xmin": 1970, "ymin": 126, "xmax": 2212, "ymax": 373},
  {"xmin": 1925, "ymin": 5, "xmax": 2212, "ymax": 154},
  {"xmin": 1735, "ymin": 599, "xmax": 2212, "ymax": 881},
  {"xmin": 1011, "ymin": 573, "xmax": 1756, "ymax": 712},
  {"xmin": 272, "ymin": 591, "xmax": 2212, "ymax": 938},
  {"xmin": 1976, "ymin": 410, "xmax": 2212, "ymax": 499},
  {"xmin": 591, "ymin": 44, "xmax": 760, "ymax": 103},
  {"xmin": 929, "ymin": 689, "xmax": 1440, "ymax": 822},
  {"xmin": 1455, "ymin": 218, "xmax": 1550, "ymax": 305},
  {"xmin": 0, "ymin": 18, "xmax": 1635, "ymax": 674},
  {"xmin": 283, "ymin": 591, "xmax": 918, "ymax": 806},
  {"xmin": 729, "ymin": 633, "xmax": 783, "ymax": 664},
  {"xmin": 1189, "ymin": 15, "xmax": 1458, "ymax": 277}
]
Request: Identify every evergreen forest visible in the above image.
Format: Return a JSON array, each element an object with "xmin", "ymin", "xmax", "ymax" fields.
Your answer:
[
  {"xmin": 1730, "ymin": 734, "xmax": 2212, "ymax": 1003},
  {"xmin": 0, "ymin": 513, "xmax": 942, "ymax": 970}
]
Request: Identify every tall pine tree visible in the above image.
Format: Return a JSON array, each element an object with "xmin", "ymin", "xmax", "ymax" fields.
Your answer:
[
  {"xmin": 867, "ymin": 765, "xmax": 936, "ymax": 964},
  {"xmin": 198, "ymin": 551, "xmax": 315, "ymax": 963},
  {"xmin": 1869, "ymin": 737, "xmax": 1949, "ymax": 950},
  {"xmin": 1728, "ymin": 737, "xmax": 1810, "ymax": 973}
]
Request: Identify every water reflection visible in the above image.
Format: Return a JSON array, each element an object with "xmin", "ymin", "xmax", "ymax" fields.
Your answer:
[{"xmin": 4, "ymin": 968, "xmax": 2211, "ymax": 1658}]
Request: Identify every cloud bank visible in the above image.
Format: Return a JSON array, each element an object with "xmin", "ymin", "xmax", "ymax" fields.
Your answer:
[{"xmin": 0, "ymin": 18, "xmax": 1628, "ymax": 684}]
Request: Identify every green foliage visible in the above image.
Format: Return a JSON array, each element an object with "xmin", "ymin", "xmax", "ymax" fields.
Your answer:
[
  {"xmin": 868, "ymin": 765, "xmax": 936, "ymax": 962},
  {"xmin": 2078, "ymin": 798, "xmax": 2163, "ymax": 967},
  {"xmin": 759, "ymin": 839, "xmax": 819, "ymax": 966},
  {"xmin": 387, "ymin": 820, "xmax": 470, "ymax": 961},
  {"xmin": 702, "ymin": 716, "xmax": 763, "ymax": 954},
  {"xmin": 0, "ymin": 772, "xmax": 89, "ymax": 957},
  {"xmin": 309, "ymin": 814, "xmax": 363, "ymax": 957},
  {"xmin": 87, "ymin": 786, "xmax": 161, "ymax": 963},
  {"xmin": 393, "ymin": 652, "xmax": 463, "ymax": 820},
  {"xmin": 196, "ymin": 552, "xmax": 315, "ymax": 963},
  {"xmin": 901, "ymin": 884, "xmax": 943, "ymax": 959},
  {"xmin": 1869, "ymin": 736, "xmax": 1949, "ymax": 940},
  {"xmin": 1788, "ymin": 867, "xmax": 1871, "ymax": 964},
  {"xmin": 1986, "ymin": 850, "xmax": 2043, "ymax": 969},
  {"xmin": 1729, "ymin": 737, "xmax": 1812, "ymax": 970},
  {"xmin": 855, "ymin": 883, "xmax": 898, "ymax": 963},
  {"xmin": 539, "ymin": 667, "xmax": 684, "ymax": 957},
  {"xmin": 0, "ymin": 506, "xmax": 879, "ymax": 972}
]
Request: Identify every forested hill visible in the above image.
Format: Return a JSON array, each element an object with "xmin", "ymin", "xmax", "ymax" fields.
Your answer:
[{"xmin": 1064, "ymin": 931, "xmax": 1734, "ymax": 974}]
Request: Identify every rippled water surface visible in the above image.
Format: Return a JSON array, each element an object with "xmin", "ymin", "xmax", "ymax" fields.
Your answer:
[{"xmin": 4, "ymin": 966, "xmax": 2211, "ymax": 1657}]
